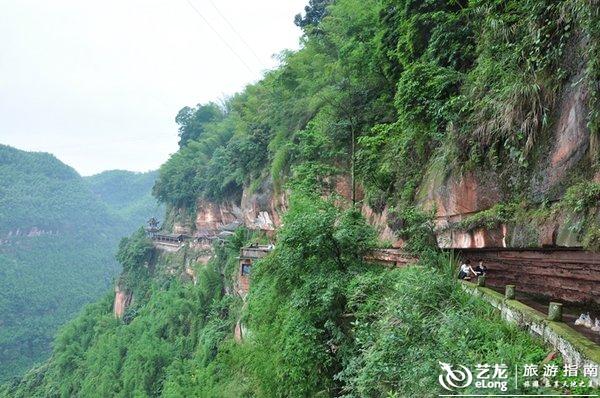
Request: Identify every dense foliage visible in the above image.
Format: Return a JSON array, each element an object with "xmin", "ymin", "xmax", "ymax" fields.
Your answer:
[
  {"xmin": 4, "ymin": 0, "xmax": 599, "ymax": 395},
  {"xmin": 0, "ymin": 145, "xmax": 159, "ymax": 381},
  {"xmin": 154, "ymin": 0, "xmax": 598, "ymax": 211},
  {"xmin": 3, "ymin": 194, "xmax": 581, "ymax": 397},
  {"xmin": 0, "ymin": 221, "xmax": 243, "ymax": 397},
  {"xmin": 0, "ymin": 145, "xmax": 116, "ymax": 234}
]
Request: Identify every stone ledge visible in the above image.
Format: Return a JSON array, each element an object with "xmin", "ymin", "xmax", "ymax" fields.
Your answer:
[{"xmin": 460, "ymin": 281, "xmax": 600, "ymax": 374}]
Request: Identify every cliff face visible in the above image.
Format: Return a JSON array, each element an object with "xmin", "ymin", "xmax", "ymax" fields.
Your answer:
[
  {"xmin": 188, "ymin": 176, "xmax": 403, "ymax": 246},
  {"xmin": 194, "ymin": 199, "xmax": 241, "ymax": 233},
  {"xmin": 415, "ymin": 59, "xmax": 596, "ymax": 250},
  {"xmin": 240, "ymin": 180, "xmax": 287, "ymax": 232},
  {"xmin": 190, "ymin": 181, "xmax": 286, "ymax": 238},
  {"xmin": 168, "ymin": 117, "xmax": 598, "ymax": 305},
  {"xmin": 113, "ymin": 286, "xmax": 132, "ymax": 318},
  {"xmin": 170, "ymin": 54, "xmax": 596, "ymax": 252}
]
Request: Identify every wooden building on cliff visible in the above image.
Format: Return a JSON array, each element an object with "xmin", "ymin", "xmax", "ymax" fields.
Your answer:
[{"xmin": 236, "ymin": 245, "xmax": 272, "ymax": 297}]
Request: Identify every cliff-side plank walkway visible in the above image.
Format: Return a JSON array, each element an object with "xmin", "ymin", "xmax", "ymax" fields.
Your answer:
[
  {"xmin": 462, "ymin": 280, "xmax": 600, "ymax": 380},
  {"xmin": 457, "ymin": 247, "xmax": 600, "ymax": 305},
  {"xmin": 152, "ymin": 228, "xmax": 600, "ymax": 367},
  {"xmin": 370, "ymin": 246, "xmax": 600, "ymax": 368}
]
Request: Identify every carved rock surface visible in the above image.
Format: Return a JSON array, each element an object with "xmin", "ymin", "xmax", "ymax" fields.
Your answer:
[
  {"xmin": 459, "ymin": 249, "xmax": 600, "ymax": 305},
  {"xmin": 419, "ymin": 171, "xmax": 503, "ymax": 220},
  {"xmin": 195, "ymin": 199, "xmax": 241, "ymax": 234}
]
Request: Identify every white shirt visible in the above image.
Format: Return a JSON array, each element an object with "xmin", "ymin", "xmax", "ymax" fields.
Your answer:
[{"xmin": 460, "ymin": 263, "xmax": 470, "ymax": 273}]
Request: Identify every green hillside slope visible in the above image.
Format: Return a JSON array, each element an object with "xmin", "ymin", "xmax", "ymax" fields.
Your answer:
[
  {"xmin": 0, "ymin": 197, "xmax": 579, "ymax": 397},
  {"xmin": 85, "ymin": 170, "xmax": 164, "ymax": 231},
  {"xmin": 0, "ymin": 146, "xmax": 150, "ymax": 381}
]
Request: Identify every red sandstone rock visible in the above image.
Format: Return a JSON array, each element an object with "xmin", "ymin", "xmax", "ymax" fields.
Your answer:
[
  {"xmin": 539, "ymin": 223, "xmax": 558, "ymax": 247},
  {"xmin": 113, "ymin": 286, "xmax": 132, "ymax": 318},
  {"xmin": 419, "ymin": 171, "xmax": 503, "ymax": 220},
  {"xmin": 361, "ymin": 203, "xmax": 404, "ymax": 248},
  {"xmin": 549, "ymin": 78, "xmax": 589, "ymax": 182},
  {"xmin": 459, "ymin": 249, "xmax": 600, "ymax": 305},
  {"xmin": 195, "ymin": 199, "xmax": 240, "ymax": 233},
  {"xmin": 240, "ymin": 181, "xmax": 287, "ymax": 231}
]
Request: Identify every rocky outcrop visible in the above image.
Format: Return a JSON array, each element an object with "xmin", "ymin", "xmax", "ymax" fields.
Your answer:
[
  {"xmin": 190, "ymin": 179, "xmax": 287, "ymax": 237},
  {"xmin": 411, "ymin": 57, "xmax": 593, "ymax": 250},
  {"xmin": 417, "ymin": 170, "xmax": 505, "ymax": 249},
  {"xmin": 240, "ymin": 179, "xmax": 287, "ymax": 232},
  {"xmin": 182, "ymin": 67, "xmax": 592, "ymax": 250},
  {"xmin": 361, "ymin": 204, "xmax": 403, "ymax": 247},
  {"xmin": 419, "ymin": 170, "xmax": 504, "ymax": 219},
  {"xmin": 531, "ymin": 69, "xmax": 591, "ymax": 200},
  {"xmin": 195, "ymin": 199, "xmax": 241, "ymax": 234},
  {"xmin": 113, "ymin": 286, "xmax": 132, "ymax": 318},
  {"xmin": 191, "ymin": 180, "xmax": 287, "ymax": 238}
]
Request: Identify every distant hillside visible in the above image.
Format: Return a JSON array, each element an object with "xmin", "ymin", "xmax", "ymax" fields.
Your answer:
[
  {"xmin": 0, "ymin": 146, "xmax": 116, "ymax": 235},
  {"xmin": 0, "ymin": 145, "xmax": 151, "ymax": 381},
  {"xmin": 85, "ymin": 170, "xmax": 164, "ymax": 232}
]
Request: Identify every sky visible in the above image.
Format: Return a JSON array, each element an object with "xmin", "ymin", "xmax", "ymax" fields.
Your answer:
[{"xmin": 0, "ymin": 0, "xmax": 307, "ymax": 176}]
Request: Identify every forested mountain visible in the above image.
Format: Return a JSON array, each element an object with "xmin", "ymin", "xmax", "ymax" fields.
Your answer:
[
  {"xmin": 3, "ymin": 0, "xmax": 599, "ymax": 396},
  {"xmin": 0, "ymin": 146, "xmax": 159, "ymax": 382},
  {"xmin": 85, "ymin": 170, "xmax": 164, "ymax": 232},
  {"xmin": 153, "ymin": 0, "xmax": 599, "ymax": 236}
]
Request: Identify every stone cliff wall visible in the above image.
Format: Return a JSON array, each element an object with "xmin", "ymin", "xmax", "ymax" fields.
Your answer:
[
  {"xmin": 190, "ymin": 98, "xmax": 593, "ymax": 248},
  {"xmin": 194, "ymin": 199, "xmax": 241, "ymax": 233},
  {"xmin": 113, "ymin": 286, "xmax": 132, "ymax": 318},
  {"xmin": 459, "ymin": 249, "xmax": 600, "ymax": 305},
  {"xmin": 191, "ymin": 180, "xmax": 286, "ymax": 238},
  {"xmin": 414, "ymin": 58, "xmax": 595, "ymax": 250}
]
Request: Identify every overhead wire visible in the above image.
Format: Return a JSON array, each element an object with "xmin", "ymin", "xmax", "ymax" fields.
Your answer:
[
  {"xmin": 204, "ymin": 0, "xmax": 267, "ymax": 70},
  {"xmin": 184, "ymin": 0, "xmax": 257, "ymax": 75}
]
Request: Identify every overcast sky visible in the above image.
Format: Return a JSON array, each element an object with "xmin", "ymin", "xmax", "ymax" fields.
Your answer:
[{"xmin": 0, "ymin": 0, "xmax": 306, "ymax": 175}]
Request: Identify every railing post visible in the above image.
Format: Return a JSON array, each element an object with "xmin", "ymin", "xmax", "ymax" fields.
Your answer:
[
  {"xmin": 548, "ymin": 302, "xmax": 563, "ymax": 322},
  {"xmin": 477, "ymin": 275, "xmax": 486, "ymax": 287},
  {"xmin": 505, "ymin": 285, "xmax": 516, "ymax": 300}
]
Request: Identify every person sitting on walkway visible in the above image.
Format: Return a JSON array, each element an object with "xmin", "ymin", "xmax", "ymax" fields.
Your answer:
[
  {"xmin": 458, "ymin": 260, "xmax": 476, "ymax": 280},
  {"xmin": 473, "ymin": 261, "xmax": 487, "ymax": 277}
]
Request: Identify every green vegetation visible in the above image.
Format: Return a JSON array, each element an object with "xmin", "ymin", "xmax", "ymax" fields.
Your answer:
[
  {"xmin": 3, "ymin": 194, "xmax": 583, "ymax": 397},
  {"xmin": 0, "ymin": 145, "xmax": 159, "ymax": 381},
  {"xmin": 153, "ymin": 0, "xmax": 598, "ymax": 216},
  {"xmin": 4, "ymin": 0, "xmax": 599, "ymax": 394},
  {"xmin": 85, "ymin": 170, "xmax": 164, "ymax": 230},
  {"xmin": 0, "ymin": 145, "xmax": 116, "ymax": 234},
  {"xmin": 456, "ymin": 203, "xmax": 518, "ymax": 232},
  {"xmin": 562, "ymin": 181, "xmax": 600, "ymax": 214},
  {"xmin": 561, "ymin": 181, "xmax": 600, "ymax": 250},
  {"xmin": 0, "ymin": 217, "xmax": 245, "ymax": 397}
]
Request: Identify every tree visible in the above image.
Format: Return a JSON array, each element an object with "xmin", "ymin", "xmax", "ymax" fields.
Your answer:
[
  {"xmin": 176, "ymin": 103, "xmax": 225, "ymax": 148},
  {"xmin": 294, "ymin": 0, "xmax": 333, "ymax": 30}
]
